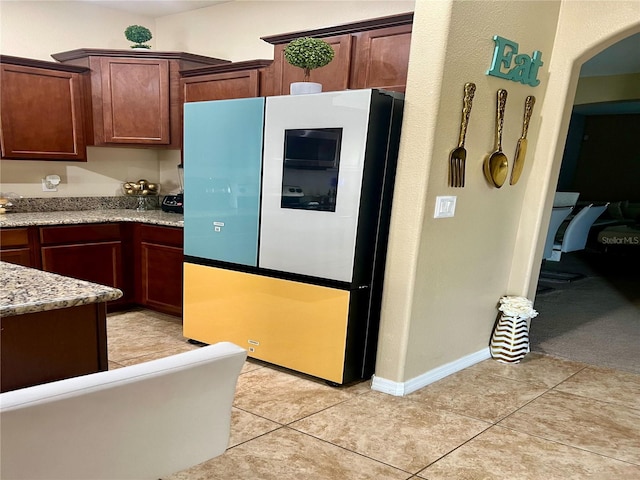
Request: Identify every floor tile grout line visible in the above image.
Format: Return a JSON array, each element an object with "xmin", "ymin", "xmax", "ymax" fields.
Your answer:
[
  {"xmin": 231, "ymin": 405, "xmax": 287, "ymax": 427},
  {"xmin": 493, "ymin": 364, "xmax": 598, "ymax": 423},
  {"xmin": 231, "ymin": 389, "xmax": 376, "ymax": 428},
  {"xmin": 495, "ymin": 424, "xmax": 640, "ymax": 466},
  {"xmin": 547, "ymin": 386, "xmax": 640, "ymax": 412},
  {"xmin": 280, "ymin": 425, "xmax": 417, "ymax": 477},
  {"xmin": 549, "ymin": 365, "xmax": 640, "ymax": 411},
  {"xmin": 398, "ymin": 385, "xmax": 536, "ymax": 425},
  {"xmin": 417, "ymin": 423, "xmax": 496, "ymax": 473},
  {"xmin": 224, "ymin": 423, "xmax": 416, "ymax": 478},
  {"xmin": 225, "ymin": 424, "xmax": 288, "ymax": 451},
  {"xmin": 282, "ymin": 390, "xmax": 379, "ymax": 426},
  {"xmin": 402, "ymin": 399, "xmax": 498, "ymax": 425}
]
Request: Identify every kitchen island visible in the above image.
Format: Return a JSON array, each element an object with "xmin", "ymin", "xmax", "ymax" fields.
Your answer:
[{"xmin": 0, "ymin": 261, "xmax": 122, "ymax": 392}]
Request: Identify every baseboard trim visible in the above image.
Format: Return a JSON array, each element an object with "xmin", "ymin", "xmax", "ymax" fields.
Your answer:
[{"xmin": 371, "ymin": 347, "xmax": 491, "ymax": 396}]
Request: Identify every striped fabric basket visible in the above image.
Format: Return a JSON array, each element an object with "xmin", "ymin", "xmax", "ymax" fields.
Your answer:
[{"xmin": 490, "ymin": 313, "xmax": 530, "ymax": 363}]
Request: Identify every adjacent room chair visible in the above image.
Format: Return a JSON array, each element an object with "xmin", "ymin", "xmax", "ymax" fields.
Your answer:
[
  {"xmin": 543, "ymin": 206, "xmax": 573, "ymax": 260},
  {"xmin": 553, "ymin": 191, "xmax": 580, "ymax": 208},
  {"xmin": 0, "ymin": 342, "xmax": 247, "ymax": 480},
  {"xmin": 547, "ymin": 203, "xmax": 609, "ymax": 262}
]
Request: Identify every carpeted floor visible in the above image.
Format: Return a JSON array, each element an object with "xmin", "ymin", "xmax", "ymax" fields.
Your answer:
[{"xmin": 532, "ymin": 247, "xmax": 640, "ymax": 374}]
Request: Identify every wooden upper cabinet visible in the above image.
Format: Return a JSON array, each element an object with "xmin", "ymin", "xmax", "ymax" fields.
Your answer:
[
  {"xmin": 350, "ymin": 24, "xmax": 412, "ymax": 92},
  {"xmin": 181, "ymin": 60, "xmax": 273, "ymax": 102},
  {"xmin": 0, "ymin": 56, "xmax": 89, "ymax": 161},
  {"xmin": 261, "ymin": 12, "xmax": 413, "ymax": 96},
  {"xmin": 52, "ymin": 49, "xmax": 229, "ymax": 148},
  {"xmin": 271, "ymin": 34, "xmax": 353, "ymax": 95},
  {"xmin": 100, "ymin": 57, "xmax": 171, "ymax": 145}
]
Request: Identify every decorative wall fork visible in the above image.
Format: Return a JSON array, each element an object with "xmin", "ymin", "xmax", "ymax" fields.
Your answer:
[{"xmin": 448, "ymin": 82, "xmax": 476, "ymax": 187}]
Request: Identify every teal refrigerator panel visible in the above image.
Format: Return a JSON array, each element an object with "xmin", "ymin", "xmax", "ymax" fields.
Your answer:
[{"xmin": 184, "ymin": 98, "xmax": 264, "ymax": 266}]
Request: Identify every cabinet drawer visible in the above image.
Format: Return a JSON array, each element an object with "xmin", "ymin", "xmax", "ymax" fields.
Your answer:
[
  {"xmin": 0, "ymin": 248, "xmax": 33, "ymax": 267},
  {"xmin": 40, "ymin": 223, "xmax": 121, "ymax": 245},
  {"xmin": 0, "ymin": 228, "xmax": 29, "ymax": 247},
  {"xmin": 137, "ymin": 224, "xmax": 183, "ymax": 247}
]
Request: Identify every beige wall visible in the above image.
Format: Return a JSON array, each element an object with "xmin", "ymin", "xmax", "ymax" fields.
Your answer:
[
  {"xmin": 1, "ymin": 148, "xmax": 160, "ymax": 197},
  {"xmin": 574, "ymin": 73, "xmax": 640, "ymax": 105},
  {"xmin": 0, "ymin": 0, "xmax": 154, "ymax": 60},
  {"xmin": 376, "ymin": 0, "xmax": 561, "ymax": 382},
  {"xmin": 382, "ymin": 0, "xmax": 639, "ymax": 385},
  {"xmin": 155, "ymin": 1, "xmax": 415, "ymax": 61}
]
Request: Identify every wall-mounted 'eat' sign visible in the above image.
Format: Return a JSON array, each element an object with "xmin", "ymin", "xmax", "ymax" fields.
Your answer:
[{"xmin": 486, "ymin": 35, "xmax": 543, "ymax": 87}]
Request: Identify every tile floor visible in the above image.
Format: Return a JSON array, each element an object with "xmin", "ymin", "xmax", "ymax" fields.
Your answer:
[{"xmin": 108, "ymin": 308, "xmax": 640, "ymax": 479}]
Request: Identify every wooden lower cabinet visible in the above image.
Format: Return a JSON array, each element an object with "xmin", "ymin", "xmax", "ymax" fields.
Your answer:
[
  {"xmin": 1, "ymin": 222, "xmax": 184, "ymax": 316},
  {"xmin": 1, "ymin": 303, "xmax": 108, "ymax": 393},
  {"xmin": 135, "ymin": 224, "xmax": 184, "ymax": 316},
  {"xmin": 39, "ymin": 223, "xmax": 132, "ymax": 309},
  {"xmin": 0, "ymin": 227, "xmax": 40, "ymax": 268}
]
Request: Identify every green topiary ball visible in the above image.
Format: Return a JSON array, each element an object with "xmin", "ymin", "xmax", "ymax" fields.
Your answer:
[
  {"xmin": 284, "ymin": 37, "xmax": 335, "ymax": 80},
  {"xmin": 124, "ymin": 25, "xmax": 153, "ymax": 49}
]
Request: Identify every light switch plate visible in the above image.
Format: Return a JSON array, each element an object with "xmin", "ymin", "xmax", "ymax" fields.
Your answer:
[{"xmin": 434, "ymin": 196, "xmax": 456, "ymax": 218}]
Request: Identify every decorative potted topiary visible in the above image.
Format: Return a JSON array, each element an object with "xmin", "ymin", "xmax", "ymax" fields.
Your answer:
[
  {"xmin": 124, "ymin": 25, "xmax": 153, "ymax": 50},
  {"xmin": 283, "ymin": 36, "xmax": 335, "ymax": 94}
]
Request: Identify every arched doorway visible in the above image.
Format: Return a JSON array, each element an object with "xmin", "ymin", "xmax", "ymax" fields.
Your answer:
[{"xmin": 527, "ymin": 15, "xmax": 640, "ymax": 372}]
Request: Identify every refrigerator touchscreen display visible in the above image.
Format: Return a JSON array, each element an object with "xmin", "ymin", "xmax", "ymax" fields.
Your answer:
[{"xmin": 281, "ymin": 128, "xmax": 342, "ymax": 212}]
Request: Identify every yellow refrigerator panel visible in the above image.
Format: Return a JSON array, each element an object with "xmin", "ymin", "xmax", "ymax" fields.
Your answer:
[{"xmin": 184, "ymin": 263, "xmax": 350, "ymax": 383}]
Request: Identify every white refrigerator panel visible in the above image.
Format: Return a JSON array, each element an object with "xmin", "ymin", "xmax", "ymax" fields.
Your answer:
[{"xmin": 259, "ymin": 90, "xmax": 373, "ymax": 282}]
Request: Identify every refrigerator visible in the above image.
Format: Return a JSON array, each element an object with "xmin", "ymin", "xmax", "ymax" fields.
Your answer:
[{"xmin": 183, "ymin": 89, "xmax": 404, "ymax": 384}]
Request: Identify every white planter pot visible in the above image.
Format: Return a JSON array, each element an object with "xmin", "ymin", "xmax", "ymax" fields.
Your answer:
[{"xmin": 290, "ymin": 82, "xmax": 322, "ymax": 95}]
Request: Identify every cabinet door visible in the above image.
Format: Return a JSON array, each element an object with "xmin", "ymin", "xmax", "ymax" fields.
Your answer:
[
  {"xmin": 41, "ymin": 226, "xmax": 128, "ymax": 308},
  {"xmin": 0, "ymin": 64, "xmax": 87, "ymax": 161},
  {"xmin": 182, "ymin": 70, "xmax": 260, "ymax": 102},
  {"xmin": 100, "ymin": 58, "xmax": 170, "ymax": 145},
  {"xmin": 350, "ymin": 24, "xmax": 412, "ymax": 92},
  {"xmin": 42, "ymin": 242, "xmax": 123, "ymax": 287},
  {"xmin": 140, "ymin": 242, "xmax": 183, "ymax": 316},
  {"xmin": 272, "ymin": 34, "xmax": 352, "ymax": 95},
  {"xmin": 135, "ymin": 224, "xmax": 183, "ymax": 316}
]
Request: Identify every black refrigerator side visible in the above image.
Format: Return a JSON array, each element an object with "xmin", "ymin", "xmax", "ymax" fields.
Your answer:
[{"xmin": 344, "ymin": 90, "xmax": 405, "ymax": 383}]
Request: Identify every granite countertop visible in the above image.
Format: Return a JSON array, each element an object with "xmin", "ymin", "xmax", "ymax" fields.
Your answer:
[
  {"xmin": 0, "ymin": 209, "xmax": 184, "ymax": 228},
  {"xmin": 1, "ymin": 261, "xmax": 123, "ymax": 317}
]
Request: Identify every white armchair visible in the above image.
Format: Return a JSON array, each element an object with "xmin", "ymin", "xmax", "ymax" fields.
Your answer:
[
  {"xmin": 547, "ymin": 203, "xmax": 609, "ymax": 262},
  {"xmin": 553, "ymin": 191, "xmax": 580, "ymax": 208},
  {"xmin": 543, "ymin": 206, "xmax": 573, "ymax": 260},
  {"xmin": 0, "ymin": 342, "xmax": 247, "ymax": 480}
]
